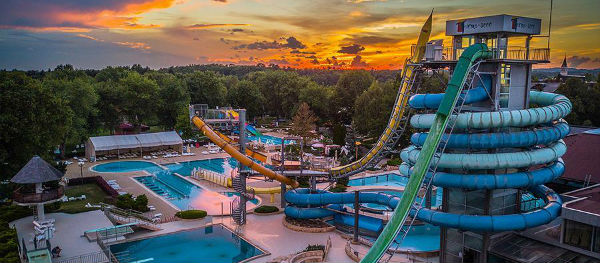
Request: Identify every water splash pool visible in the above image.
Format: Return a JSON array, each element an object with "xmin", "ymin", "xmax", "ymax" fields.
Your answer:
[{"xmin": 110, "ymin": 224, "xmax": 264, "ymax": 263}]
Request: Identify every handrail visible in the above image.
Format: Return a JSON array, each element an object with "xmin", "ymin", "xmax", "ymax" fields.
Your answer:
[{"xmin": 54, "ymin": 251, "xmax": 109, "ymax": 263}]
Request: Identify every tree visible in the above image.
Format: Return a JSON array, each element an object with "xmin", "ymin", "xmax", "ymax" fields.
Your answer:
[
  {"xmin": 246, "ymin": 70, "xmax": 314, "ymax": 119},
  {"xmin": 227, "ymin": 80, "xmax": 265, "ymax": 118},
  {"xmin": 298, "ymin": 83, "xmax": 333, "ymax": 122},
  {"xmin": 185, "ymin": 71, "xmax": 227, "ymax": 107},
  {"xmin": 0, "ymin": 72, "xmax": 72, "ymax": 178},
  {"xmin": 290, "ymin": 102, "xmax": 317, "ymax": 144},
  {"xmin": 353, "ymin": 80, "xmax": 397, "ymax": 136},
  {"xmin": 333, "ymin": 70, "xmax": 374, "ymax": 123},
  {"xmin": 43, "ymin": 76, "xmax": 99, "ymax": 158},
  {"xmin": 119, "ymin": 72, "xmax": 160, "ymax": 127},
  {"xmin": 146, "ymin": 72, "xmax": 190, "ymax": 129}
]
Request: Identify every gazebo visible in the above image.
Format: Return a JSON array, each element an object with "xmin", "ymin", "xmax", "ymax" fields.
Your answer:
[{"xmin": 11, "ymin": 156, "xmax": 65, "ymax": 221}]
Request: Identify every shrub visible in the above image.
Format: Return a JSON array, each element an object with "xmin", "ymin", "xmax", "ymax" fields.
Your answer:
[
  {"xmin": 116, "ymin": 194, "xmax": 135, "ymax": 210},
  {"xmin": 386, "ymin": 157, "xmax": 401, "ymax": 166},
  {"xmin": 329, "ymin": 185, "xmax": 347, "ymax": 193},
  {"xmin": 254, "ymin": 205, "xmax": 279, "ymax": 213},
  {"xmin": 175, "ymin": 210, "xmax": 207, "ymax": 219},
  {"xmin": 304, "ymin": 244, "xmax": 325, "ymax": 252},
  {"xmin": 134, "ymin": 194, "xmax": 149, "ymax": 212},
  {"xmin": 336, "ymin": 177, "xmax": 349, "ymax": 187}
]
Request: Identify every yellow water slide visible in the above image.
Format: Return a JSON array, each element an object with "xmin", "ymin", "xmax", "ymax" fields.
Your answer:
[
  {"xmin": 192, "ymin": 116, "xmax": 299, "ymax": 187},
  {"xmin": 212, "ymin": 129, "xmax": 268, "ymax": 163},
  {"xmin": 329, "ymin": 12, "xmax": 432, "ymax": 177}
]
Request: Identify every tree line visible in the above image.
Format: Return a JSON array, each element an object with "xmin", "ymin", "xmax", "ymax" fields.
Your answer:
[{"xmin": 0, "ymin": 64, "xmax": 406, "ymax": 179}]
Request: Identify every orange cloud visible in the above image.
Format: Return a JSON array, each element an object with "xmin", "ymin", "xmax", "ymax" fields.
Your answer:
[
  {"xmin": 114, "ymin": 41, "xmax": 152, "ymax": 51},
  {"xmin": 186, "ymin": 23, "xmax": 250, "ymax": 30}
]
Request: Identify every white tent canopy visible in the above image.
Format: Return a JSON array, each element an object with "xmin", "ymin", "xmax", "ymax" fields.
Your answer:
[{"xmin": 86, "ymin": 131, "xmax": 183, "ymax": 158}]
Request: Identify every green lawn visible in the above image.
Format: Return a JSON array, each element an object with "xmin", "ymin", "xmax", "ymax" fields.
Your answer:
[{"xmin": 58, "ymin": 184, "xmax": 111, "ymax": 214}]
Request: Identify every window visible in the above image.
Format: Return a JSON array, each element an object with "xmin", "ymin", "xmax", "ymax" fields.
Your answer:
[
  {"xmin": 499, "ymin": 64, "xmax": 511, "ymax": 108},
  {"xmin": 594, "ymin": 227, "xmax": 600, "ymax": 253},
  {"xmin": 563, "ymin": 220, "xmax": 593, "ymax": 250}
]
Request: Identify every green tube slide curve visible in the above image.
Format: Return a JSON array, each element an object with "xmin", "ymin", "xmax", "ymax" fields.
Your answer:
[{"xmin": 360, "ymin": 43, "xmax": 491, "ymax": 263}]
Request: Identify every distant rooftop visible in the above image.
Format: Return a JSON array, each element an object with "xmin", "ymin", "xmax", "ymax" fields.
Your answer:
[
  {"xmin": 561, "ymin": 129, "xmax": 600, "ymax": 184},
  {"xmin": 563, "ymin": 184, "xmax": 600, "ymax": 216}
]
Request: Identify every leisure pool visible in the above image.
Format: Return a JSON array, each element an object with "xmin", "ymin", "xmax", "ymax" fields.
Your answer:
[
  {"xmin": 91, "ymin": 160, "xmax": 259, "ymax": 214},
  {"xmin": 110, "ymin": 224, "xmax": 265, "ymax": 263}
]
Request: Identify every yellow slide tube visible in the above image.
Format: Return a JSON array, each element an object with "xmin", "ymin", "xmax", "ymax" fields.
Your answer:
[
  {"xmin": 212, "ymin": 129, "xmax": 268, "ymax": 163},
  {"xmin": 192, "ymin": 116, "xmax": 299, "ymax": 187}
]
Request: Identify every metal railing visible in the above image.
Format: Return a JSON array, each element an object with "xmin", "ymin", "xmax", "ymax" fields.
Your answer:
[
  {"xmin": 411, "ymin": 44, "xmax": 550, "ymax": 61},
  {"xmin": 13, "ymin": 186, "xmax": 64, "ymax": 204},
  {"xmin": 54, "ymin": 251, "xmax": 109, "ymax": 263}
]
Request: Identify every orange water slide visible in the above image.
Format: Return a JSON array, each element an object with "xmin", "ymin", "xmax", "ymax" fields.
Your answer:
[{"xmin": 192, "ymin": 116, "xmax": 298, "ymax": 187}]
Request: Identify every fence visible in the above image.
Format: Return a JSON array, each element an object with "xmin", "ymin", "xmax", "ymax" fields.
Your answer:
[
  {"xmin": 191, "ymin": 169, "xmax": 231, "ymax": 187},
  {"xmin": 54, "ymin": 251, "xmax": 109, "ymax": 263}
]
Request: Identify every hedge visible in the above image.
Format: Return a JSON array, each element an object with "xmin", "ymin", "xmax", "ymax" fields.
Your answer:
[
  {"xmin": 175, "ymin": 210, "xmax": 207, "ymax": 219},
  {"xmin": 254, "ymin": 205, "xmax": 279, "ymax": 213}
]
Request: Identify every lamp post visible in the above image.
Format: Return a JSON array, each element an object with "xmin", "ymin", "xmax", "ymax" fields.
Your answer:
[{"xmin": 78, "ymin": 161, "xmax": 84, "ymax": 178}]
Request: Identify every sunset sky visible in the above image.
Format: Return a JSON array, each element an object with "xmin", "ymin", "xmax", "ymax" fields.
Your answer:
[{"xmin": 1, "ymin": 0, "xmax": 599, "ymax": 70}]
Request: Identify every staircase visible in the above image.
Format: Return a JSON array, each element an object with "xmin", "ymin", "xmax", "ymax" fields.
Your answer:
[{"xmin": 230, "ymin": 171, "xmax": 255, "ymax": 225}]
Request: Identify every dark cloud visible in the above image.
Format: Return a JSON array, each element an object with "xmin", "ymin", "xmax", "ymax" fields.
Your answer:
[
  {"xmin": 344, "ymin": 34, "xmax": 399, "ymax": 45},
  {"xmin": 350, "ymin": 55, "xmax": 368, "ymax": 68},
  {"xmin": 187, "ymin": 23, "xmax": 248, "ymax": 29},
  {"xmin": 234, "ymin": 36, "xmax": 306, "ymax": 50},
  {"xmin": 310, "ymin": 58, "xmax": 319, "ymax": 64},
  {"xmin": 567, "ymin": 56, "xmax": 600, "ymax": 67},
  {"xmin": 231, "ymin": 28, "xmax": 244, "ymax": 32},
  {"xmin": 376, "ymin": 50, "xmax": 383, "ymax": 54},
  {"xmin": 0, "ymin": 0, "xmax": 174, "ymax": 30},
  {"xmin": 283, "ymin": 36, "xmax": 306, "ymax": 49},
  {"xmin": 338, "ymin": 44, "xmax": 364, "ymax": 54},
  {"xmin": 269, "ymin": 59, "xmax": 289, "ymax": 65},
  {"xmin": 290, "ymin": 50, "xmax": 316, "ymax": 55},
  {"xmin": 213, "ymin": 0, "xmax": 227, "ymax": 2}
]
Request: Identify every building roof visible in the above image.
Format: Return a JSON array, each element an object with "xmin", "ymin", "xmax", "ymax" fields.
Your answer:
[
  {"xmin": 564, "ymin": 184, "xmax": 600, "ymax": 215},
  {"xmin": 561, "ymin": 57, "xmax": 568, "ymax": 68},
  {"xmin": 88, "ymin": 131, "xmax": 183, "ymax": 151},
  {"xmin": 10, "ymin": 156, "xmax": 64, "ymax": 184},
  {"xmin": 561, "ymin": 131, "xmax": 600, "ymax": 184}
]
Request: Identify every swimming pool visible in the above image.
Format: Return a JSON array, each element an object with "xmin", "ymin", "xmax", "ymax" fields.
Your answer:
[
  {"xmin": 348, "ymin": 173, "xmax": 408, "ymax": 187},
  {"xmin": 247, "ymin": 134, "xmax": 293, "ymax": 145},
  {"xmin": 92, "ymin": 160, "xmax": 259, "ymax": 214},
  {"xmin": 348, "ymin": 174, "xmax": 443, "ymax": 208},
  {"xmin": 164, "ymin": 158, "xmax": 239, "ymax": 176},
  {"xmin": 92, "ymin": 161, "xmax": 164, "ymax": 174},
  {"xmin": 110, "ymin": 224, "xmax": 264, "ymax": 263},
  {"xmin": 135, "ymin": 171, "xmax": 259, "ymax": 214},
  {"xmin": 364, "ymin": 224, "xmax": 440, "ymax": 252}
]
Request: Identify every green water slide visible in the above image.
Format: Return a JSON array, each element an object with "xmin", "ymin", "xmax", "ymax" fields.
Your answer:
[{"xmin": 360, "ymin": 43, "xmax": 491, "ymax": 263}]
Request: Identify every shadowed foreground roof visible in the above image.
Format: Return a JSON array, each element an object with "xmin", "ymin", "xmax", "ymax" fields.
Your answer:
[{"xmin": 10, "ymin": 156, "xmax": 64, "ymax": 184}]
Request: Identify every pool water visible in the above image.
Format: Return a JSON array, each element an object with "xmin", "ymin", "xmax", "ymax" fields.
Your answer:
[
  {"xmin": 110, "ymin": 224, "xmax": 263, "ymax": 263},
  {"xmin": 93, "ymin": 160, "xmax": 259, "ymax": 214},
  {"xmin": 348, "ymin": 174, "xmax": 443, "ymax": 208},
  {"xmin": 364, "ymin": 224, "xmax": 440, "ymax": 252},
  {"xmin": 247, "ymin": 134, "xmax": 293, "ymax": 145},
  {"xmin": 348, "ymin": 173, "xmax": 409, "ymax": 187},
  {"xmin": 92, "ymin": 161, "xmax": 164, "ymax": 174},
  {"xmin": 164, "ymin": 158, "xmax": 239, "ymax": 176}
]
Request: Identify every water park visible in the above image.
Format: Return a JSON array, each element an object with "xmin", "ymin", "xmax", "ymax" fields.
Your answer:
[{"xmin": 5, "ymin": 9, "xmax": 600, "ymax": 263}]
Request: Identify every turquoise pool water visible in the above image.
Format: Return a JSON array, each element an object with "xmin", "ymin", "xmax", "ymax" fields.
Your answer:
[
  {"xmin": 164, "ymin": 158, "xmax": 239, "ymax": 176},
  {"xmin": 93, "ymin": 160, "xmax": 259, "ymax": 213},
  {"xmin": 110, "ymin": 224, "xmax": 263, "ymax": 263},
  {"xmin": 348, "ymin": 173, "xmax": 408, "ymax": 187},
  {"xmin": 348, "ymin": 174, "xmax": 443, "ymax": 209},
  {"xmin": 92, "ymin": 161, "xmax": 164, "ymax": 174},
  {"xmin": 247, "ymin": 134, "xmax": 293, "ymax": 145},
  {"xmin": 364, "ymin": 224, "xmax": 440, "ymax": 252}
]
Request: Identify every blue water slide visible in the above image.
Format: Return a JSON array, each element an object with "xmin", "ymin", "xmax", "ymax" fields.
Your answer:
[
  {"xmin": 408, "ymin": 75, "xmax": 492, "ymax": 109},
  {"xmin": 246, "ymin": 124, "xmax": 262, "ymax": 136},
  {"xmin": 396, "ymin": 75, "xmax": 572, "ymax": 232},
  {"xmin": 410, "ymin": 121, "xmax": 570, "ymax": 149}
]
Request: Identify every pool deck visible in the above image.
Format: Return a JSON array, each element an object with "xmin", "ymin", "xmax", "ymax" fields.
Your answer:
[{"xmin": 11, "ymin": 210, "xmax": 114, "ymax": 260}]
